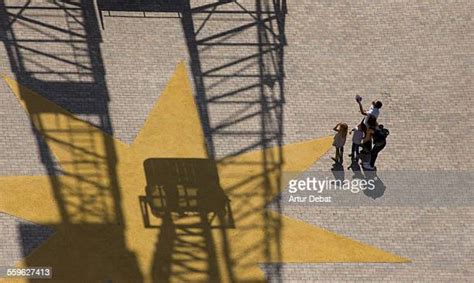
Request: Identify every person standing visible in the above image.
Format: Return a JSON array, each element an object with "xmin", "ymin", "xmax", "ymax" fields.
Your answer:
[
  {"xmin": 332, "ymin": 123, "xmax": 348, "ymax": 164},
  {"xmin": 356, "ymin": 96, "xmax": 383, "ymax": 126},
  {"xmin": 360, "ymin": 116, "xmax": 377, "ymax": 169},
  {"xmin": 368, "ymin": 124, "xmax": 389, "ymax": 169},
  {"xmin": 361, "ymin": 116, "xmax": 377, "ymax": 153},
  {"xmin": 349, "ymin": 123, "xmax": 364, "ymax": 161}
]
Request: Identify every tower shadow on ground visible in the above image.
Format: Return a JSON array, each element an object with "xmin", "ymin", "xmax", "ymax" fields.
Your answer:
[{"xmin": 0, "ymin": 1, "xmax": 142, "ymax": 281}]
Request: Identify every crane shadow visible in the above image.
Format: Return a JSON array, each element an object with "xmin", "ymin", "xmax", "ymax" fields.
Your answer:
[{"xmin": 0, "ymin": 0, "xmax": 142, "ymax": 281}]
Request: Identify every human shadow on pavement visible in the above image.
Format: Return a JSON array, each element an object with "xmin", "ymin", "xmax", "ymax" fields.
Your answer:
[
  {"xmin": 331, "ymin": 162, "xmax": 345, "ymax": 188},
  {"xmin": 362, "ymin": 170, "xmax": 386, "ymax": 199},
  {"xmin": 348, "ymin": 153, "xmax": 386, "ymax": 200},
  {"xmin": 348, "ymin": 160, "xmax": 365, "ymax": 180}
]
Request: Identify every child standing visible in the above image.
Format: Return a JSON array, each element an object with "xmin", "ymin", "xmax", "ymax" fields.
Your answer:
[
  {"xmin": 332, "ymin": 123, "xmax": 348, "ymax": 164},
  {"xmin": 349, "ymin": 124, "xmax": 365, "ymax": 161}
]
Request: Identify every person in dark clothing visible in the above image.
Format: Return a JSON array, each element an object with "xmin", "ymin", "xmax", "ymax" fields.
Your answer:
[
  {"xmin": 369, "ymin": 124, "xmax": 389, "ymax": 169},
  {"xmin": 360, "ymin": 116, "xmax": 376, "ymax": 169}
]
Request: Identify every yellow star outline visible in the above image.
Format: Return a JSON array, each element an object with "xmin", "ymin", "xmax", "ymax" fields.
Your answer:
[{"xmin": 0, "ymin": 62, "xmax": 409, "ymax": 282}]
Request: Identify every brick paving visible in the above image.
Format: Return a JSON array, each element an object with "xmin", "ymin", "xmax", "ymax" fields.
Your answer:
[
  {"xmin": 0, "ymin": 213, "xmax": 54, "ymax": 267},
  {"xmin": 1, "ymin": 0, "xmax": 473, "ymax": 281}
]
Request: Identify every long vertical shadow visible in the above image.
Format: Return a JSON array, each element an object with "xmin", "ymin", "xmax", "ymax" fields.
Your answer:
[
  {"xmin": 0, "ymin": 0, "xmax": 141, "ymax": 281},
  {"xmin": 182, "ymin": 1, "xmax": 287, "ymax": 281}
]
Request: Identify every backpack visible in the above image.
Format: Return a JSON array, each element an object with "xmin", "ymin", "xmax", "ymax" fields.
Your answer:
[{"xmin": 373, "ymin": 127, "xmax": 389, "ymax": 145}]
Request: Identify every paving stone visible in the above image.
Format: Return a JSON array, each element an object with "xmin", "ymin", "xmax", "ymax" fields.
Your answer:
[{"xmin": 0, "ymin": 213, "xmax": 55, "ymax": 267}]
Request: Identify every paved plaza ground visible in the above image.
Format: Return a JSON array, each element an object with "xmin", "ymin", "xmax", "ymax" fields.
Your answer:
[{"xmin": 0, "ymin": 0, "xmax": 473, "ymax": 282}]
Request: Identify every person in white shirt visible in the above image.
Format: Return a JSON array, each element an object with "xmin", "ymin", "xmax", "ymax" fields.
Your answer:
[
  {"xmin": 348, "ymin": 124, "xmax": 365, "ymax": 161},
  {"xmin": 357, "ymin": 99, "xmax": 383, "ymax": 126}
]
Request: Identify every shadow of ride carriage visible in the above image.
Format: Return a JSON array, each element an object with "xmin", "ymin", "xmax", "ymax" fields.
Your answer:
[{"xmin": 139, "ymin": 158, "xmax": 233, "ymax": 228}]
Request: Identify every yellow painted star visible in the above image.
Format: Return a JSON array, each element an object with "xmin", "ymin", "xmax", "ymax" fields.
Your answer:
[{"xmin": 0, "ymin": 62, "xmax": 408, "ymax": 282}]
